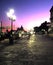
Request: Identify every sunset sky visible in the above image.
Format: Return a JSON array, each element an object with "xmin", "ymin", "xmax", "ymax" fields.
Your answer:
[{"xmin": 0, "ymin": 0, "xmax": 53, "ymax": 30}]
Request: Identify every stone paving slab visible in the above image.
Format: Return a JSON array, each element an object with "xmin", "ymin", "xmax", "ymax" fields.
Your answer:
[{"xmin": 0, "ymin": 35, "xmax": 53, "ymax": 65}]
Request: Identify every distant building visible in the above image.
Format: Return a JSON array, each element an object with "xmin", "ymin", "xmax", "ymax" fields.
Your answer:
[
  {"xmin": 16, "ymin": 26, "xmax": 27, "ymax": 37},
  {"xmin": 50, "ymin": 6, "xmax": 53, "ymax": 28}
]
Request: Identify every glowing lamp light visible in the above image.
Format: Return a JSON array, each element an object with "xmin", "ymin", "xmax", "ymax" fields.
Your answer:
[
  {"xmin": 7, "ymin": 12, "xmax": 11, "ymax": 17},
  {"xmin": 12, "ymin": 15, "xmax": 16, "ymax": 20},
  {"xmin": 7, "ymin": 9, "xmax": 16, "ymax": 20},
  {"xmin": 6, "ymin": 8, "xmax": 16, "ymax": 31},
  {"xmin": 7, "ymin": 9, "xmax": 15, "ymax": 17},
  {"xmin": 9, "ymin": 9, "xmax": 14, "ymax": 15}
]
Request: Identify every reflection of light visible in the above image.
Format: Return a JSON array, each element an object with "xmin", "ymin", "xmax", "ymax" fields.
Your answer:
[
  {"xmin": 30, "ymin": 31, "xmax": 33, "ymax": 34},
  {"xmin": 28, "ymin": 34, "xmax": 35, "ymax": 47},
  {"xmin": 19, "ymin": 33, "xmax": 22, "ymax": 37}
]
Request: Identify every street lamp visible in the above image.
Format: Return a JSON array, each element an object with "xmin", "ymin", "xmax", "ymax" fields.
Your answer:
[
  {"xmin": 0, "ymin": 21, "xmax": 2, "ymax": 33},
  {"xmin": 7, "ymin": 9, "xmax": 16, "ymax": 33}
]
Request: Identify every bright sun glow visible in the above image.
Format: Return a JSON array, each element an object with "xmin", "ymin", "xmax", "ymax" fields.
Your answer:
[
  {"xmin": 26, "ymin": 17, "xmax": 50, "ymax": 30},
  {"xmin": 26, "ymin": 20, "xmax": 41, "ymax": 30},
  {"xmin": 27, "ymin": 22, "xmax": 35, "ymax": 30}
]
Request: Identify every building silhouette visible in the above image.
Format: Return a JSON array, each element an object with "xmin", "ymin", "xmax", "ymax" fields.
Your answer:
[{"xmin": 50, "ymin": 6, "xmax": 53, "ymax": 28}]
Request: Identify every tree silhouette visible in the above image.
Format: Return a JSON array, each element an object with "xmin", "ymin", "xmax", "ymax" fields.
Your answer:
[
  {"xmin": 34, "ymin": 27, "xmax": 40, "ymax": 33},
  {"xmin": 34, "ymin": 21, "xmax": 50, "ymax": 34},
  {"xmin": 39, "ymin": 21, "xmax": 50, "ymax": 34}
]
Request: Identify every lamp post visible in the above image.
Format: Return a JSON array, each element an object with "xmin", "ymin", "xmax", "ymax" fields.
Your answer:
[
  {"xmin": 7, "ymin": 9, "xmax": 16, "ymax": 33},
  {"xmin": 1, "ymin": 21, "xmax": 2, "ymax": 33}
]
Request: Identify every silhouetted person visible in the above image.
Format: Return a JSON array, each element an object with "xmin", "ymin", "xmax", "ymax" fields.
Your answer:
[
  {"xmin": 7, "ymin": 31, "xmax": 13, "ymax": 45},
  {"xmin": 6, "ymin": 30, "xmax": 9, "ymax": 38},
  {"xmin": 9, "ymin": 34, "xmax": 13, "ymax": 45}
]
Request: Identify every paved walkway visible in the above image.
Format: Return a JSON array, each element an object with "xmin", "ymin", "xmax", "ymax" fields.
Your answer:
[{"xmin": 0, "ymin": 34, "xmax": 53, "ymax": 65}]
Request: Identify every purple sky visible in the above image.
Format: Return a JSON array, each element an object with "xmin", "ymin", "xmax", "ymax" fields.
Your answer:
[{"xmin": 0, "ymin": 0, "xmax": 53, "ymax": 30}]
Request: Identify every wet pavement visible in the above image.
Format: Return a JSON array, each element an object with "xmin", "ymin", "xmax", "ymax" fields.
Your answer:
[{"xmin": 0, "ymin": 34, "xmax": 53, "ymax": 65}]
